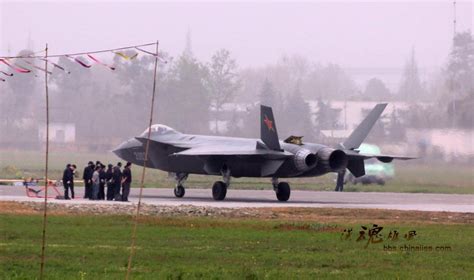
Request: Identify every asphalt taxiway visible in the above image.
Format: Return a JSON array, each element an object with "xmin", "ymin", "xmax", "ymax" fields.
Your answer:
[{"xmin": 1, "ymin": 186, "xmax": 473, "ymax": 213}]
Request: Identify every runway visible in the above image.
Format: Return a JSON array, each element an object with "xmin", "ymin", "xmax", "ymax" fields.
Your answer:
[{"xmin": 1, "ymin": 186, "xmax": 473, "ymax": 213}]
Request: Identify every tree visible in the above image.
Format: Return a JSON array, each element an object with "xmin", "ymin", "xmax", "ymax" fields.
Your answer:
[
  {"xmin": 386, "ymin": 109, "xmax": 406, "ymax": 141},
  {"xmin": 314, "ymin": 99, "xmax": 340, "ymax": 131},
  {"xmin": 239, "ymin": 79, "xmax": 279, "ymax": 138},
  {"xmin": 207, "ymin": 49, "xmax": 241, "ymax": 134},
  {"xmin": 157, "ymin": 54, "xmax": 211, "ymax": 134},
  {"xmin": 398, "ymin": 48, "xmax": 424, "ymax": 101},
  {"xmin": 304, "ymin": 63, "xmax": 357, "ymax": 100},
  {"xmin": 49, "ymin": 55, "xmax": 123, "ymax": 146},
  {"xmin": 446, "ymin": 31, "xmax": 474, "ymax": 97},
  {"xmin": 226, "ymin": 111, "xmax": 243, "ymax": 137},
  {"xmin": 112, "ymin": 51, "xmax": 171, "ymax": 137},
  {"xmin": 259, "ymin": 79, "xmax": 277, "ymax": 108},
  {"xmin": 1, "ymin": 49, "xmax": 41, "ymax": 147},
  {"xmin": 445, "ymin": 31, "xmax": 474, "ymax": 127},
  {"xmin": 363, "ymin": 78, "xmax": 391, "ymax": 101},
  {"xmin": 281, "ymin": 84, "xmax": 314, "ymax": 140}
]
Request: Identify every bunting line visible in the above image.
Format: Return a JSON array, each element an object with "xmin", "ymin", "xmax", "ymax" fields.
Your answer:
[
  {"xmin": 66, "ymin": 55, "xmax": 92, "ymax": 68},
  {"xmin": 0, "ymin": 42, "xmax": 157, "ymax": 59},
  {"xmin": 0, "ymin": 58, "xmax": 31, "ymax": 73},
  {"xmin": 114, "ymin": 51, "xmax": 138, "ymax": 60},
  {"xmin": 136, "ymin": 47, "xmax": 168, "ymax": 63},
  {"xmin": 87, "ymin": 54, "xmax": 116, "ymax": 70},
  {"xmin": 40, "ymin": 58, "xmax": 71, "ymax": 74},
  {"xmin": 0, "ymin": 42, "xmax": 164, "ymax": 83},
  {"xmin": 22, "ymin": 60, "xmax": 53, "ymax": 75}
]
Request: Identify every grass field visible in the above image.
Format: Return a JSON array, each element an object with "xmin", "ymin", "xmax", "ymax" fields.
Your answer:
[
  {"xmin": 1, "ymin": 150, "xmax": 473, "ymax": 194},
  {"xmin": 1, "ymin": 208, "xmax": 473, "ymax": 279}
]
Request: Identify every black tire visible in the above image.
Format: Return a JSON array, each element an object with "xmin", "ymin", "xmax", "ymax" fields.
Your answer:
[
  {"xmin": 174, "ymin": 185, "xmax": 185, "ymax": 198},
  {"xmin": 276, "ymin": 182, "xmax": 291, "ymax": 202},
  {"xmin": 212, "ymin": 181, "xmax": 227, "ymax": 201}
]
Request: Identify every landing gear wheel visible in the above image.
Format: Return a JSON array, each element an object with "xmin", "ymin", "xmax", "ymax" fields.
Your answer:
[
  {"xmin": 212, "ymin": 181, "xmax": 227, "ymax": 201},
  {"xmin": 174, "ymin": 185, "xmax": 185, "ymax": 198},
  {"xmin": 276, "ymin": 182, "xmax": 291, "ymax": 202}
]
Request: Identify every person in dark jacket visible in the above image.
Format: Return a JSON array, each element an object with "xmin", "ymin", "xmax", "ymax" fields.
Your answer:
[
  {"xmin": 113, "ymin": 162, "xmax": 122, "ymax": 201},
  {"xmin": 105, "ymin": 164, "xmax": 114, "ymax": 200},
  {"xmin": 82, "ymin": 161, "xmax": 94, "ymax": 199},
  {"xmin": 121, "ymin": 162, "xmax": 132, "ymax": 202},
  {"xmin": 62, "ymin": 164, "xmax": 73, "ymax": 200},
  {"xmin": 98, "ymin": 164, "xmax": 106, "ymax": 200},
  {"xmin": 70, "ymin": 164, "xmax": 77, "ymax": 199}
]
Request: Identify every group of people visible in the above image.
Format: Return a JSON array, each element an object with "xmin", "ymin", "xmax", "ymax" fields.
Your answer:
[{"xmin": 62, "ymin": 161, "xmax": 132, "ymax": 202}]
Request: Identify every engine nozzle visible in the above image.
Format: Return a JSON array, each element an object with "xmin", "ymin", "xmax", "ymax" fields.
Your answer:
[
  {"xmin": 317, "ymin": 148, "xmax": 348, "ymax": 172},
  {"xmin": 293, "ymin": 148, "xmax": 318, "ymax": 172}
]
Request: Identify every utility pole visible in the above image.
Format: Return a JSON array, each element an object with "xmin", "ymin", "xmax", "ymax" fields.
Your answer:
[
  {"xmin": 452, "ymin": 0, "xmax": 457, "ymax": 128},
  {"xmin": 453, "ymin": 1, "xmax": 457, "ymax": 36}
]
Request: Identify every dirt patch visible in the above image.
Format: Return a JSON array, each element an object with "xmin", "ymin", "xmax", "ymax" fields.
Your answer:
[
  {"xmin": 0, "ymin": 201, "xmax": 41, "ymax": 215},
  {"xmin": 0, "ymin": 201, "xmax": 472, "ymax": 225},
  {"xmin": 256, "ymin": 207, "xmax": 474, "ymax": 225},
  {"xmin": 273, "ymin": 223, "xmax": 341, "ymax": 232}
]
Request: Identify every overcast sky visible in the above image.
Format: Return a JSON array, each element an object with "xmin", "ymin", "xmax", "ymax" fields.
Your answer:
[{"xmin": 0, "ymin": 1, "xmax": 472, "ymax": 70}]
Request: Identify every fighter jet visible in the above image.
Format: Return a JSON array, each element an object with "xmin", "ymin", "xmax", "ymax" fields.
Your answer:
[{"xmin": 113, "ymin": 103, "xmax": 413, "ymax": 201}]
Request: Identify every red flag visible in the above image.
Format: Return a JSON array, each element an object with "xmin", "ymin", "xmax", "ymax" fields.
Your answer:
[
  {"xmin": 87, "ymin": 54, "xmax": 115, "ymax": 70},
  {"xmin": 21, "ymin": 60, "xmax": 52, "ymax": 75},
  {"xmin": 0, "ymin": 59, "xmax": 31, "ymax": 73}
]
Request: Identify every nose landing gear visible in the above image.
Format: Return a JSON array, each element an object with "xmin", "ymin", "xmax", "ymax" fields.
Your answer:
[
  {"xmin": 212, "ymin": 166, "xmax": 230, "ymax": 201},
  {"xmin": 173, "ymin": 173, "xmax": 188, "ymax": 198},
  {"xmin": 272, "ymin": 177, "xmax": 291, "ymax": 201}
]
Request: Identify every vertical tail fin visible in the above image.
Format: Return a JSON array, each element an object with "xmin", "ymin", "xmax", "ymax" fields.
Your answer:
[
  {"xmin": 260, "ymin": 105, "xmax": 282, "ymax": 151},
  {"xmin": 342, "ymin": 103, "xmax": 387, "ymax": 150}
]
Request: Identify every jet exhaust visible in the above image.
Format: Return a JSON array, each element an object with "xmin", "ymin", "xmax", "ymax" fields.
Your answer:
[
  {"xmin": 316, "ymin": 148, "xmax": 348, "ymax": 172},
  {"xmin": 283, "ymin": 146, "xmax": 318, "ymax": 172},
  {"xmin": 293, "ymin": 148, "xmax": 318, "ymax": 171}
]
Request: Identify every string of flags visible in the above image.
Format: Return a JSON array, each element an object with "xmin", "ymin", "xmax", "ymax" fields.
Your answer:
[{"xmin": 0, "ymin": 42, "xmax": 166, "ymax": 82}]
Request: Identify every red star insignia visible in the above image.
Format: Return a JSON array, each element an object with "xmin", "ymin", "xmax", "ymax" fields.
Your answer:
[{"xmin": 263, "ymin": 115, "xmax": 274, "ymax": 131}]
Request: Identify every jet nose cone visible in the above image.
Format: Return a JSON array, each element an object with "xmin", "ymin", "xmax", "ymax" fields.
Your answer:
[
  {"xmin": 112, "ymin": 138, "xmax": 143, "ymax": 162},
  {"xmin": 112, "ymin": 141, "xmax": 128, "ymax": 159}
]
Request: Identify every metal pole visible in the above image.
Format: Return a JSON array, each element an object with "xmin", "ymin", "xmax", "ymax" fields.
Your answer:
[
  {"xmin": 453, "ymin": 1, "xmax": 457, "ymax": 37},
  {"xmin": 39, "ymin": 43, "xmax": 49, "ymax": 280},
  {"xmin": 452, "ymin": 0, "xmax": 457, "ymax": 128},
  {"xmin": 126, "ymin": 40, "xmax": 160, "ymax": 280}
]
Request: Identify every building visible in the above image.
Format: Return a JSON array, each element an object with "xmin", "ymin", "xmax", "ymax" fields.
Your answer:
[{"xmin": 38, "ymin": 123, "xmax": 75, "ymax": 143}]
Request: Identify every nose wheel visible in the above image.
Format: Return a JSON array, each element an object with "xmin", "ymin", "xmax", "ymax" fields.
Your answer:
[
  {"xmin": 174, "ymin": 185, "xmax": 185, "ymax": 198},
  {"xmin": 212, "ymin": 181, "xmax": 227, "ymax": 200},
  {"xmin": 173, "ymin": 173, "xmax": 188, "ymax": 198},
  {"xmin": 272, "ymin": 178, "xmax": 291, "ymax": 201},
  {"xmin": 212, "ymin": 166, "xmax": 230, "ymax": 201}
]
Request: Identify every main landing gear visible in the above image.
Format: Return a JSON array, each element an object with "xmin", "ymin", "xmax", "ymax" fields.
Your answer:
[
  {"xmin": 173, "ymin": 173, "xmax": 188, "ymax": 198},
  {"xmin": 272, "ymin": 177, "xmax": 291, "ymax": 202},
  {"xmin": 212, "ymin": 167, "xmax": 230, "ymax": 201}
]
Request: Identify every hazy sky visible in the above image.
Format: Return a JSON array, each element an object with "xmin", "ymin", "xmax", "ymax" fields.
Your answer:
[{"xmin": 0, "ymin": 1, "xmax": 472, "ymax": 70}]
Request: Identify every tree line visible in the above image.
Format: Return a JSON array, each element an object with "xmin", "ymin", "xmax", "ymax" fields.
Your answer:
[{"xmin": 0, "ymin": 31, "xmax": 472, "ymax": 150}]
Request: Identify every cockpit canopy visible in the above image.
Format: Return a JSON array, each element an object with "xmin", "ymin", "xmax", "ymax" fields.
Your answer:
[{"xmin": 140, "ymin": 124, "xmax": 178, "ymax": 137}]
